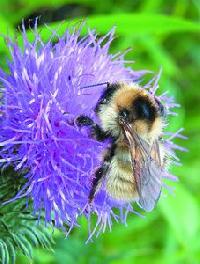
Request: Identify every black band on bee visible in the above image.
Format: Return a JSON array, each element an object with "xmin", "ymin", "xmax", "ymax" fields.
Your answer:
[
  {"xmin": 95, "ymin": 83, "xmax": 120, "ymax": 113},
  {"xmin": 92, "ymin": 125, "xmax": 111, "ymax": 141},
  {"xmin": 89, "ymin": 142, "xmax": 116, "ymax": 203},
  {"xmin": 76, "ymin": 115, "xmax": 111, "ymax": 141},
  {"xmin": 89, "ymin": 163, "xmax": 109, "ymax": 203},
  {"xmin": 104, "ymin": 143, "xmax": 117, "ymax": 161}
]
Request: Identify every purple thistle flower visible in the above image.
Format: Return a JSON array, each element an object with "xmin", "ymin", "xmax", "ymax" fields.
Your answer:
[{"xmin": 0, "ymin": 23, "xmax": 184, "ymax": 236}]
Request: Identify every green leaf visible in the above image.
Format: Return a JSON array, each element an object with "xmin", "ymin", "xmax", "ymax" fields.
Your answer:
[
  {"xmin": 139, "ymin": 36, "xmax": 179, "ymax": 77},
  {"xmin": 22, "ymin": 226, "xmax": 39, "ymax": 247},
  {"xmin": 0, "ymin": 0, "xmax": 97, "ymax": 25},
  {"xmin": 32, "ymin": 227, "xmax": 53, "ymax": 249},
  {"xmin": 85, "ymin": 14, "xmax": 200, "ymax": 34},
  {"xmin": 6, "ymin": 239, "xmax": 16, "ymax": 264},
  {"xmin": 16, "ymin": 14, "xmax": 200, "ymax": 49},
  {"xmin": 12, "ymin": 234, "xmax": 32, "ymax": 259},
  {"xmin": 159, "ymin": 184, "xmax": 200, "ymax": 248},
  {"xmin": 0, "ymin": 240, "xmax": 9, "ymax": 264},
  {"xmin": 0, "ymin": 14, "xmax": 14, "ymax": 54},
  {"xmin": 140, "ymin": 0, "xmax": 163, "ymax": 13},
  {"xmin": 0, "ymin": 241, "xmax": 6, "ymax": 264},
  {"xmin": 0, "ymin": 168, "xmax": 54, "ymax": 263}
]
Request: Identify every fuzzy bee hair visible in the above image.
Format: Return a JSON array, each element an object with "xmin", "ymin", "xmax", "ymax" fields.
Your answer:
[
  {"xmin": 96, "ymin": 82, "xmax": 164, "ymax": 143},
  {"xmin": 76, "ymin": 82, "xmax": 166, "ymax": 211}
]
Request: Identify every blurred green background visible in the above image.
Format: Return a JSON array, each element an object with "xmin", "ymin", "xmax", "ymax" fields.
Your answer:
[{"xmin": 0, "ymin": 0, "xmax": 199, "ymax": 263}]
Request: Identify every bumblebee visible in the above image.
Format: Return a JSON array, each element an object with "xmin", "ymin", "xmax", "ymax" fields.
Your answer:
[{"xmin": 76, "ymin": 82, "xmax": 166, "ymax": 212}]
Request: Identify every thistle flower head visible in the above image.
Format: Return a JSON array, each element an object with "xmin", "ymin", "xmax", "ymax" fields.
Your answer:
[{"xmin": 0, "ymin": 23, "xmax": 185, "ymax": 236}]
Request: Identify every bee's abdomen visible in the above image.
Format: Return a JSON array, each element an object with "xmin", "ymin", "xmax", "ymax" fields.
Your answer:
[{"xmin": 106, "ymin": 146, "xmax": 138, "ymax": 201}]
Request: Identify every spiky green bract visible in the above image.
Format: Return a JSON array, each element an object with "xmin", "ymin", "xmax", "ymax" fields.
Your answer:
[{"xmin": 0, "ymin": 168, "xmax": 54, "ymax": 264}]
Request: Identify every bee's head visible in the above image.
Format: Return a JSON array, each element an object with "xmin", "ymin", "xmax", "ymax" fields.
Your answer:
[{"xmin": 96, "ymin": 83, "xmax": 165, "ymax": 142}]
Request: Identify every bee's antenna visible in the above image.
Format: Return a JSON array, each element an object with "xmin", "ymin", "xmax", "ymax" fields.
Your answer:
[
  {"xmin": 80, "ymin": 78, "xmax": 135, "ymax": 90},
  {"xmin": 80, "ymin": 82, "xmax": 109, "ymax": 90}
]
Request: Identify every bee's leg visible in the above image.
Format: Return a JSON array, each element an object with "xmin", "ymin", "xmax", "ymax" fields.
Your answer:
[
  {"xmin": 88, "ymin": 143, "xmax": 116, "ymax": 203},
  {"xmin": 88, "ymin": 163, "xmax": 109, "ymax": 203},
  {"xmin": 76, "ymin": 115, "xmax": 110, "ymax": 141}
]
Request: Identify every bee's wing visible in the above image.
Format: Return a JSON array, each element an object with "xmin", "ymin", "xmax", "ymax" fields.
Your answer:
[
  {"xmin": 124, "ymin": 124, "xmax": 162, "ymax": 212},
  {"xmin": 136, "ymin": 149, "xmax": 162, "ymax": 212}
]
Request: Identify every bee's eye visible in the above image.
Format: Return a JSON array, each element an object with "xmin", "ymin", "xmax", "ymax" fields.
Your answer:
[
  {"xmin": 133, "ymin": 97, "xmax": 156, "ymax": 122},
  {"xmin": 119, "ymin": 109, "xmax": 130, "ymax": 122}
]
